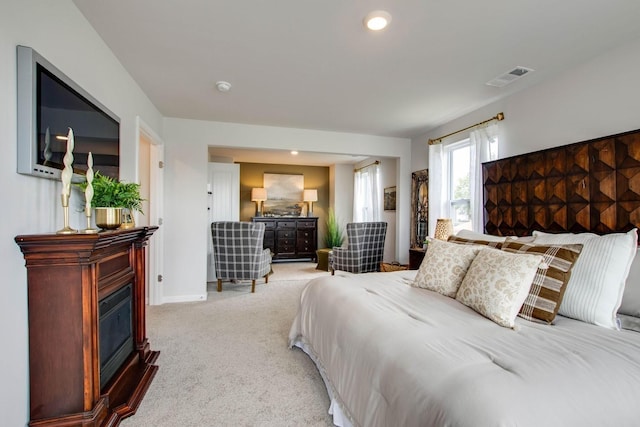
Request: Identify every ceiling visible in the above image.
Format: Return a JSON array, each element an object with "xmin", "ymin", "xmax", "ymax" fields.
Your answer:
[{"xmin": 73, "ymin": 0, "xmax": 640, "ymax": 164}]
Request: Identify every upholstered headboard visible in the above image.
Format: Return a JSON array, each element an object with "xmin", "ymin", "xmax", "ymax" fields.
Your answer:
[{"xmin": 482, "ymin": 128, "xmax": 640, "ymax": 237}]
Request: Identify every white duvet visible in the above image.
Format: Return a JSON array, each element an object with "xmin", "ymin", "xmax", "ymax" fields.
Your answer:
[{"xmin": 288, "ymin": 271, "xmax": 640, "ymax": 427}]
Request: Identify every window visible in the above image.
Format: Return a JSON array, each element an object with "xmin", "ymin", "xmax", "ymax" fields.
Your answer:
[
  {"xmin": 445, "ymin": 140, "xmax": 471, "ymax": 233},
  {"xmin": 353, "ymin": 163, "xmax": 381, "ymax": 222}
]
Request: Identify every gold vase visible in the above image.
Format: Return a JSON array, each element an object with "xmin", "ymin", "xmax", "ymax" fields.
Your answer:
[{"xmin": 95, "ymin": 207, "xmax": 122, "ymax": 230}]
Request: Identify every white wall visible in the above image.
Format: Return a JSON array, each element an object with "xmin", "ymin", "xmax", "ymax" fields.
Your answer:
[
  {"xmin": 162, "ymin": 118, "xmax": 412, "ymax": 301},
  {"xmin": 412, "ymin": 36, "xmax": 640, "ymax": 173},
  {"xmin": 1, "ymin": 1, "xmax": 164, "ymax": 425}
]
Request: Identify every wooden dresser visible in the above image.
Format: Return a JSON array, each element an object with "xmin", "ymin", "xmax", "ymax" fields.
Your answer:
[
  {"xmin": 15, "ymin": 227, "xmax": 158, "ymax": 427},
  {"xmin": 253, "ymin": 217, "xmax": 318, "ymax": 261}
]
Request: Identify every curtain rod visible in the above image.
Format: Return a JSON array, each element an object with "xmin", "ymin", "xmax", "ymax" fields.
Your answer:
[
  {"xmin": 354, "ymin": 160, "xmax": 380, "ymax": 172},
  {"xmin": 428, "ymin": 112, "xmax": 505, "ymax": 145}
]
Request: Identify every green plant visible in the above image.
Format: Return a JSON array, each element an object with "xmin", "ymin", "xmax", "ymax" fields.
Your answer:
[
  {"xmin": 76, "ymin": 172, "xmax": 144, "ymax": 213},
  {"xmin": 325, "ymin": 208, "xmax": 344, "ymax": 248}
]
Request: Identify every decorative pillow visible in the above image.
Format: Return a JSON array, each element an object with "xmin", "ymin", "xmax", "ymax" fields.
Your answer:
[
  {"xmin": 448, "ymin": 235, "xmax": 503, "ymax": 249},
  {"xmin": 455, "ymin": 229, "xmax": 507, "ymax": 243},
  {"xmin": 412, "ymin": 239, "xmax": 482, "ymax": 297},
  {"xmin": 532, "ymin": 229, "xmax": 638, "ymax": 329},
  {"xmin": 456, "ymin": 248, "xmax": 543, "ymax": 328},
  {"xmin": 501, "ymin": 241, "xmax": 583, "ymax": 323}
]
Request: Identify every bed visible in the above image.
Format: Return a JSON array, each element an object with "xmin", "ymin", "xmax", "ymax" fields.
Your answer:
[{"xmin": 288, "ymin": 231, "xmax": 640, "ymax": 427}]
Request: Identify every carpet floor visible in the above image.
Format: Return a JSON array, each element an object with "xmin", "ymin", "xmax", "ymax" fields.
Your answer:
[{"xmin": 121, "ymin": 262, "xmax": 334, "ymax": 427}]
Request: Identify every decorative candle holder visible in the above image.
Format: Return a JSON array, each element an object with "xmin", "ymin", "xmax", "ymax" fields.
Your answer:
[
  {"xmin": 56, "ymin": 193, "xmax": 77, "ymax": 234},
  {"xmin": 57, "ymin": 128, "xmax": 77, "ymax": 234},
  {"xmin": 80, "ymin": 151, "xmax": 99, "ymax": 234}
]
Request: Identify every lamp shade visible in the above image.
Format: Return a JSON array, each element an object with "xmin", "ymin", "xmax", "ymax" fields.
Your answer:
[
  {"xmin": 303, "ymin": 189, "xmax": 318, "ymax": 202},
  {"xmin": 251, "ymin": 188, "xmax": 267, "ymax": 201},
  {"xmin": 434, "ymin": 218, "xmax": 453, "ymax": 241}
]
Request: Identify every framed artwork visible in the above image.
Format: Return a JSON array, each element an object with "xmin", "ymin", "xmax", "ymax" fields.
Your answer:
[
  {"xmin": 263, "ymin": 173, "xmax": 304, "ymax": 216},
  {"xmin": 384, "ymin": 186, "xmax": 396, "ymax": 211}
]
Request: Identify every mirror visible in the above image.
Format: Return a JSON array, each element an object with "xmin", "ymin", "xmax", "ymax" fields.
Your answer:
[{"xmin": 411, "ymin": 169, "xmax": 429, "ymax": 248}]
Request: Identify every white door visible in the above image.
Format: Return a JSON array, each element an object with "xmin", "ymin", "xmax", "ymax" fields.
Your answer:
[{"xmin": 207, "ymin": 162, "xmax": 240, "ymax": 281}]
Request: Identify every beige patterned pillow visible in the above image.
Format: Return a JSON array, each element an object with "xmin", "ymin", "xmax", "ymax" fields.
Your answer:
[
  {"xmin": 456, "ymin": 248, "xmax": 543, "ymax": 328},
  {"xmin": 412, "ymin": 239, "xmax": 482, "ymax": 297},
  {"xmin": 501, "ymin": 241, "xmax": 583, "ymax": 323}
]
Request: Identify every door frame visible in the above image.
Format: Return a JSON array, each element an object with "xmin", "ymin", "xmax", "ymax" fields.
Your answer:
[{"xmin": 136, "ymin": 116, "xmax": 164, "ymax": 305}]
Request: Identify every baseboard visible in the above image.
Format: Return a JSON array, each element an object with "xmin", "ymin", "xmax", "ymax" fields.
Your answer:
[{"xmin": 162, "ymin": 293, "xmax": 207, "ymax": 304}]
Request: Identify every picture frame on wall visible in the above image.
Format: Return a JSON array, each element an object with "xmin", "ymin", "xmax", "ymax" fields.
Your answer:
[{"xmin": 384, "ymin": 186, "xmax": 396, "ymax": 211}]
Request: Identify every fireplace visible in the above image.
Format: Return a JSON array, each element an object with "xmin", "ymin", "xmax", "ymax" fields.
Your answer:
[{"xmin": 99, "ymin": 283, "xmax": 134, "ymax": 388}]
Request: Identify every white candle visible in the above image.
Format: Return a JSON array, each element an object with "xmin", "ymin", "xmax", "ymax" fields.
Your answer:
[
  {"xmin": 85, "ymin": 152, "xmax": 94, "ymax": 215},
  {"xmin": 60, "ymin": 128, "xmax": 74, "ymax": 197}
]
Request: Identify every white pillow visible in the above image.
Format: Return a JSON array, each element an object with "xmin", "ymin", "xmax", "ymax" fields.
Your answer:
[
  {"xmin": 456, "ymin": 248, "xmax": 543, "ymax": 328},
  {"xmin": 532, "ymin": 229, "xmax": 638, "ymax": 329},
  {"xmin": 412, "ymin": 239, "xmax": 482, "ymax": 297},
  {"xmin": 456, "ymin": 229, "xmax": 507, "ymax": 243}
]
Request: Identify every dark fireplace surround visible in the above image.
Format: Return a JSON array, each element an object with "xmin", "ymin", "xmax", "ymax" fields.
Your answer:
[{"xmin": 15, "ymin": 227, "xmax": 159, "ymax": 427}]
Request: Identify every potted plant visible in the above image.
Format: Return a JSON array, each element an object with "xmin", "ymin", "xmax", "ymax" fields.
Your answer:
[
  {"xmin": 325, "ymin": 208, "xmax": 344, "ymax": 248},
  {"xmin": 77, "ymin": 172, "xmax": 144, "ymax": 230}
]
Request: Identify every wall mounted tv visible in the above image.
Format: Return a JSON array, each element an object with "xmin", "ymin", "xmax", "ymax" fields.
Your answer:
[{"xmin": 17, "ymin": 45, "xmax": 120, "ymax": 181}]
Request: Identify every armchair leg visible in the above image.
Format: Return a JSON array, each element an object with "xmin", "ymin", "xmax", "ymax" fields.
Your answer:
[
  {"xmin": 331, "ymin": 269, "xmax": 335, "ymax": 276},
  {"xmin": 217, "ymin": 279, "xmax": 222, "ymax": 292},
  {"xmin": 265, "ymin": 274, "xmax": 269, "ymax": 284},
  {"xmin": 251, "ymin": 279, "xmax": 256, "ymax": 293}
]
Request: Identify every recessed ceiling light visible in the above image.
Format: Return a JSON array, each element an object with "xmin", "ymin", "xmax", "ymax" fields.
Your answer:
[
  {"xmin": 364, "ymin": 10, "xmax": 391, "ymax": 31},
  {"xmin": 291, "ymin": 151, "xmax": 299, "ymax": 155}
]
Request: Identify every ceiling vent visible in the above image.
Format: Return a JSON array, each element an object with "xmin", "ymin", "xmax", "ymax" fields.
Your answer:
[{"xmin": 486, "ymin": 66, "xmax": 534, "ymax": 88}]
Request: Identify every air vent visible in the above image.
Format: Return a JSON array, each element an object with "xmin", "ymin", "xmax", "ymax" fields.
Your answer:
[{"xmin": 486, "ymin": 66, "xmax": 534, "ymax": 88}]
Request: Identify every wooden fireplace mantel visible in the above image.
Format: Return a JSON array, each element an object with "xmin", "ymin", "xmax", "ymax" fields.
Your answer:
[{"xmin": 15, "ymin": 226, "xmax": 159, "ymax": 427}]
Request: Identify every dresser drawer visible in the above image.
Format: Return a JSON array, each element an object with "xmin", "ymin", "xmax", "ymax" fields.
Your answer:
[
  {"xmin": 277, "ymin": 220, "xmax": 297, "ymax": 229},
  {"xmin": 296, "ymin": 220, "xmax": 316, "ymax": 228}
]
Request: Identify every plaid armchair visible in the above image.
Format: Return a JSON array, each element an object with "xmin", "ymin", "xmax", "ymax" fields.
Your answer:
[
  {"xmin": 330, "ymin": 222, "xmax": 387, "ymax": 275},
  {"xmin": 211, "ymin": 221, "xmax": 272, "ymax": 292}
]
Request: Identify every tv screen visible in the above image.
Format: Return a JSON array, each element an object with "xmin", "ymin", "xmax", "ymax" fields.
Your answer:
[{"xmin": 17, "ymin": 45, "xmax": 120, "ymax": 180}]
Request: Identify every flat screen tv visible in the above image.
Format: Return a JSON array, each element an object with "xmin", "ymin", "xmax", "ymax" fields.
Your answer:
[{"xmin": 17, "ymin": 45, "xmax": 120, "ymax": 180}]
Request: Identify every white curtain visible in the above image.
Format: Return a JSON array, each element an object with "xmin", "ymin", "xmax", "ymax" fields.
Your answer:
[
  {"xmin": 428, "ymin": 143, "xmax": 447, "ymax": 237},
  {"xmin": 469, "ymin": 123, "xmax": 499, "ymax": 232},
  {"xmin": 353, "ymin": 163, "xmax": 381, "ymax": 222}
]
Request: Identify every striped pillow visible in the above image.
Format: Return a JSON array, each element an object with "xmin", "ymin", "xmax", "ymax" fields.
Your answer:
[
  {"xmin": 532, "ymin": 229, "xmax": 638, "ymax": 329},
  {"xmin": 501, "ymin": 241, "xmax": 583, "ymax": 323}
]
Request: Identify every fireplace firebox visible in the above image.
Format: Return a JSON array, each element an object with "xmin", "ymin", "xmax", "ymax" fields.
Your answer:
[{"xmin": 99, "ymin": 283, "xmax": 134, "ymax": 388}]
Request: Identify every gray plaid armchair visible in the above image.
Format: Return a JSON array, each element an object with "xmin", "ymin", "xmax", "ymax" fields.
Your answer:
[
  {"xmin": 211, "ymin": 221, "xmax": 272, "ymax": 292},
  {"xmin": 330, "ymin": 222, "xmax": 387, "ymax": 275}
]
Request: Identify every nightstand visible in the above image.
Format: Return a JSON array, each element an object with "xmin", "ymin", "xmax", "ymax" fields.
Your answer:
[{"xmin": 409, "ymin": 247, "xmax": 426, "ymax": 270}]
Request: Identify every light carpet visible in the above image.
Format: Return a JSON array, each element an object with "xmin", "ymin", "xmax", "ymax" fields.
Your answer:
[{"xmin": 121, "ymin": 262, "xmax": 334, "ymax": 427}]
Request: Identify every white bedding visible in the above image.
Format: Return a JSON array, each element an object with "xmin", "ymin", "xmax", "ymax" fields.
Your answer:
[{"xmin": 288, "ymin": 271, "xmax": 640, "ymax": 427}]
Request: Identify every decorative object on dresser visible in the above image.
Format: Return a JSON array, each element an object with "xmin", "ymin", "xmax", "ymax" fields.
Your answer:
[
  {"xmin": 251, "ymin": 187, "xmax": 267, "ymax": 217},
  {"xmin": 303, "ymin": 189, "xmax": 318, "ymax": 217},
  {"xmin": 210, "ymin": 221, "xmax": 272, "ymax": 292},
  {"xmin": 330, "ymin": 221, "xmax": 387, "ymax": 275},
  {"xmin": 253, "ymin": 217, "xmax": 318, "ymax": 261},
  {"xmin": 15, "ymin": 227, "xmax": 159, "ymax": 427},
  {"xmin": 434, "ymin": 218, "xmax": 454, "ymax": 240}
]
